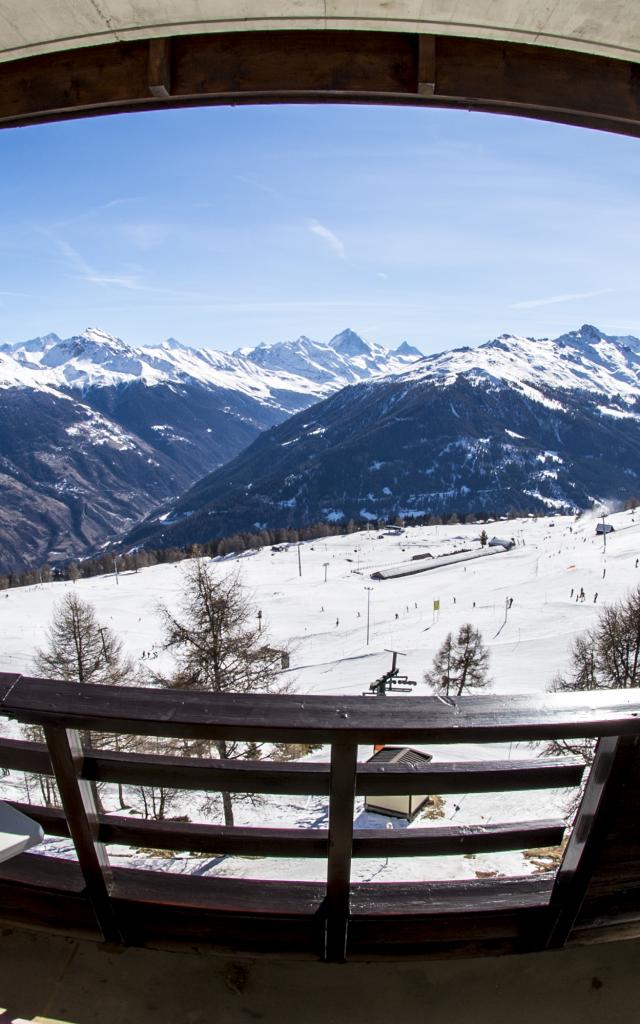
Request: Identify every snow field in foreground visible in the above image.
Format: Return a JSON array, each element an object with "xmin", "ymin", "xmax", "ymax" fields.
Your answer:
[{"xmin": 1, "ymin": 506, "xmax": 638, "ymax": 883}]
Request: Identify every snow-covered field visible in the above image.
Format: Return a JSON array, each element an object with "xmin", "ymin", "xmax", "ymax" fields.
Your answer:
[{"xmin": 1, "ymin": 506, "xmax": 638, "ymax": 884}]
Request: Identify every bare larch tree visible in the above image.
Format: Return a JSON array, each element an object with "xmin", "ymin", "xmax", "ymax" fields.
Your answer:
[
  {"xmin": 159, "ymin": 559, "xmax": 289, "ymax": 826},
  {"xmin": 424, "ymin": 624, "xmax": 491, "ymax": 697},
  {"xmin": 547, "ymin": 585, "xmax": 640, "ymax": 764},
  {"xmin": 32, "ymin": 592, "xmax": 134, "ymax": 809},
  {"xmin": 35, "ymin": 592, "xmax": 133, "ymax": 685}
]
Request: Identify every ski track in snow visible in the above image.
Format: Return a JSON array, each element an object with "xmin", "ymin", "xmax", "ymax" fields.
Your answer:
[{"xmin": 1, "ymin": 506, "xmax": 638, "ymax": 885}]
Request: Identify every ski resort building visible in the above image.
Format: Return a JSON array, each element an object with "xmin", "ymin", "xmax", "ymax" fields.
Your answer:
[
  {"xmin": 596, "ymin": 522, "xmax": 615, "ymax": 535},
  {"xmin": 364, "ymin": 746, "xmax": 433, "ymax": 820},
  {"xmin": 2, "ymin": 2, "xmax": 640, "ymax": 1022},
  {"xmin": 371, "ymin": 543, "xmax": 509, "ymax": 580}
]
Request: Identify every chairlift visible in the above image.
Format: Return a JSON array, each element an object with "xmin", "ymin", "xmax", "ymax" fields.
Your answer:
[{"xmin": 363, "ymin": 650, "xmax": 417, "ymax": 696}]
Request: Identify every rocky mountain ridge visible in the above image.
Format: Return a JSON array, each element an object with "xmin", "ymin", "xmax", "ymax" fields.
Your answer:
[
  {"xmin": 2, "ymin": 326, "xmax": 417, "ymax": 406},
  {"xmin": 0, "ymin": 326, "xmax": 419, "ymax": 570},
  {"xmin": 125, "ymin": 324, "xmax": 640, "ymax": 551}
]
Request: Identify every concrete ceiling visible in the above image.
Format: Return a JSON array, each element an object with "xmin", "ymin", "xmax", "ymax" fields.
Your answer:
[{"xmin": 1, "ymin": 1, "xmax": 639, "ymax": 65}]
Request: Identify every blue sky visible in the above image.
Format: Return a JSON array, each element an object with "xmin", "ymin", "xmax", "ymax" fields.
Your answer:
[{"xmin": 1, "ymin": 103, "xmax": 639, "ymax": 354}]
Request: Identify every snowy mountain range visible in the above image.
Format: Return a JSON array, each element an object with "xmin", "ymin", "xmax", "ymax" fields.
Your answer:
[
  {"xmin": 0, "ymin": 326, "xmax": 418, "ymax": 405},
  {"xmin": 0, "ymin": 327, "xmax": 419, "ymax": 570},
  {"xmin": 127, "ymin": 324, "xmax": 640, "ymax": 551}
]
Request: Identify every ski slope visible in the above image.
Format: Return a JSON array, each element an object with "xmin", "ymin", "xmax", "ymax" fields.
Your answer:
[{"xmin": 1, "ymin": 506, "xmax": 638, "ymax": 884}]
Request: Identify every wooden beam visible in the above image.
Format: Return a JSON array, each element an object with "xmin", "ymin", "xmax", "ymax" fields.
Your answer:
[
  {"xmin": 324, "ymin": 739, "xmax": 358, "ymax": 963},
  {"xmin": 43, "ymin": 725, "xmax": 121, "ymax": 943},
  {"xmin": 10, "ymin": 800, "xmax": 564, "ymax": 860},
  {"xmin": 99, "ymin": 817, "xmax": 327, "ymax": 857},
  {"xmin": 417, "ymin": 35, "xmax": 436, "ymax": 96},
  {"xmin": 355, "ymin": 756, "xmax": 585, "ymax": 795},
  {"xmin": 0, "ymin": 737, "xmax": 584, "ymax": 796},
  {"xmin": 83, "ymin": 746, "xmax": 331, "ymax": 794},
  {"xmin": 8, "ymin": 802, "xmax": 68, "ymax": 838},
  {"xmin": 353, "ymin": 820, "xmax": 565, "ymax": 858},
  {"xmin": 0, "ymin": 851, "xmax": 554, "ymax": 957},
  {"xmin": 4, "ymin": 675, "xmax": 640, "ymax": 745},
  {"xmin": 148, "ymin": 38, "xmax": 171, "ymax": 98},
  {"xmin": 547, "ymin": 736, "xmax": 637, "ymax": 948},
  {"xmin": 0, "ymin": 674, "xmax": 21, "ymax": 702},
  {"xmin": 0, "ymin": 32, "xmax": 637, "ymax": 138},
  {"xmin": 0, "ymin": 735, "xmax": 53, "ymax": 775}
]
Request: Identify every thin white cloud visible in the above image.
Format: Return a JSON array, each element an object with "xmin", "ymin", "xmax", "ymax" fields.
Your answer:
[
  {"xmin": 52, "ymin": 197, "xmax": 141, "ymax": 230},
  {"xmin": 81, "ymin": 273, "xmax": 144, "ymax": 290},
  {"xmin": 510, "ymin": 288, "xmax": 614, "ymax": 310},
  {"xmin": 236, "ymin": 175, "xmax": 288, "ymax": 204},
  {"xmin": 55, "ymin": 238, "xmax": 146, "ymax": 291},
  {"xmin": 308, "ymin": 219, "xmax": 345, "ymax": 260}
]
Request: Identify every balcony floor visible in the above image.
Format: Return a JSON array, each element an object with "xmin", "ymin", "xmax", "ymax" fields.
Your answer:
[{"xmin": 0, "ymin": 925, "xmax": 639, "ymax": 1024}]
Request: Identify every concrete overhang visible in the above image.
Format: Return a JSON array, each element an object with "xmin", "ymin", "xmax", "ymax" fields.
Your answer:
[
  {"xmin": 1, "ymin": 4, "xmax": 640, "ymax": 138},
  {"xmin": 2, "ymin": 1, "xmax": 640, "ymax": 66}
]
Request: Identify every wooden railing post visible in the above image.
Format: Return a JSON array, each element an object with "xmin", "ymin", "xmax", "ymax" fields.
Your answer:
[
  {"xmin": 324, "ymin": 738, "xmax": 358, "ymax": 962},
  {"xmin": 547, "ymin": 734, "xmax": 637, "ymax": 948},
  {"xmin": 43, "ymin": 725, "xmax": 121, "ymax": 943}
]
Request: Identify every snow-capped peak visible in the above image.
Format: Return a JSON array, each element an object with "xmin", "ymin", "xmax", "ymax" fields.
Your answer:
[
  {"xmin": 328, "ymin": 328, "xmax": 372, "ymax": 357},
  {"xmin": 79, "ymin": 326, "xmax": 129, "ymax": 349},
  {"xmin": 395, "ymin": 341, "xmax": 424, "ymax": 358},
  {"xmin": 401, "ymin": 325, "xmax": 640, "ymax": 411},
  {"xmin": 161, "ymin": 336, "xmax": 189, "ymax": 351},
  {"xmin": 7, "ymin": 332, "xmax": 62, "ymax": 354},
  {"xmin": 0, "ymin": 325, "xmax": 422, "ymax": 409}
]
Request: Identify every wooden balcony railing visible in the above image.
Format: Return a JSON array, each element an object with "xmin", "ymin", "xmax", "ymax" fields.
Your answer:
[{"xmin": 1, "ymin": 672, "xmax": 640, "ymax": 961}]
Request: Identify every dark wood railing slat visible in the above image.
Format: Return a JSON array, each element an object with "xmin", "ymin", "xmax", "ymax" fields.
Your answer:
[
  {"xmin": 3, "ymin": 675, "xmax": 640, "ymax": 958},
  {"xmin": 84, "ymin": 747, "xmax": 331, "ymax": 794},
  {"xmin": 0, "ymin": 735, "xmax": 53, "ymax": 774},
  {"xmin": 547, "ymin": 735, "xmax": 638, "ymax": 947},
  {"xmin": 0, "ymin": 736, "xmax": 584, "ymax": 797},
  {"xmin": 325, "ymin": 739, "xmax": 358, "ymax": 962},
  {"xmin": 4, "ymin": 675, "xmax": 640, "ymax": 744},
  {"xmin": 0, "ymin": 674, "xmax": 21, "ymax": 703},
  {"xmin": 9, "ymin": 801, "xmax": 68, "ymax": 837},
  {"xmin": 106, "ymin": 820, "xmax": 316, "ymax": 856},
  {"xmin": 353, "ymin": 820, "xmax": 565, "ymax": 857},
  {"xmin": 355, "ymin": 757, "xmax": 585, "ymax": 795},
  {"xmin": 6, "ymin": 802, "xmax": 328, "ymax": 856},
  {"xmin": 8, "ymin": 800, "xmax": 563, "ymax": 859},
  {"xmin": 43, "ymin": 726, "xmax": 121, "ymax": 943},
  {"xmin": 100, "ymin": 818, "xmax": 328, "ymax": 857},
  {"xmin": 0, "ymin": 850, "xmax": 556, "ymax": 956}
]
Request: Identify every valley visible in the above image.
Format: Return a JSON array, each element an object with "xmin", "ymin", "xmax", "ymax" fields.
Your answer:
[
  {"xmin": 0, "ymin": 326, "xmax": 418, "ymax": 570},
  {"xmin": 1, "ymin": 505, "xmax": 637, "ymax": 885},
  {"xmin": 129, "ymin": 324, "xmax": 640, "ymax": 551}
]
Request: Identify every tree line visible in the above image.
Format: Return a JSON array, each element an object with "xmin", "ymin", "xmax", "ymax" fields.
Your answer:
[{"xmin": 0, "ymin": 501, "xmax": 576, "ymax": 592}]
